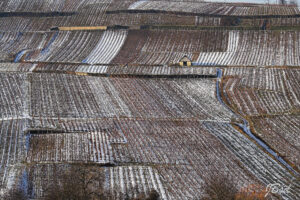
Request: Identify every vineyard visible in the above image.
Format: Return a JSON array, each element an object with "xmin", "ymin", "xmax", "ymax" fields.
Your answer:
[
  {"xmin": 2, "ymin": 29, "xmax": 300, "ymax": 66},
  {"xmin": 0, "ymin": 0, "xmax": 300, "ymax": 200},
  {"xmin": 128, "ymin": 1, "xmax": 300, "ymax": 16},
  {"xmin": 222, "ymin": 67, "xmax": 300, "ymax": 172},
  {"xmin": 28, "ymin": 73, "xmax": 232, "ymax": 120},
  {"xmin": 115, "ymin": 30, "xmax": 300, "ymax": 66}
]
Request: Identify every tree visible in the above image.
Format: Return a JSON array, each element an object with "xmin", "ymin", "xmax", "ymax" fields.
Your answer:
[
  {"xmin": 131, "ymin": 189, "xmax": 160, "ymax": 200},
  {"xmin": 202, "ymin": 175, "xmax": 238, "ymax": 200},
  {"xmin": 37, "ymin": 164, "xmax": 160, "ymax": 200},
  {"xmin": 202, "ymin": 172, "xmax": 271, "ymax": 200},
  {"xmin": 2, "ymin": 188, "xmax": 28, "ymax": 200},
  {"xmin": 43, "ymin": 165, "xmax": 106, "ymax": 200}
]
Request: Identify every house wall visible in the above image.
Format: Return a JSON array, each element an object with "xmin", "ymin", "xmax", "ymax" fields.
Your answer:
[{"xmin": 179, "ymin": 61, "xmax": 191, "ymax": 67}]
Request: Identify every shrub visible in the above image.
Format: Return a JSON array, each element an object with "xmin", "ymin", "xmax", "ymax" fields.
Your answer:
[
  {"xmin": 202, "ymin": 175, "xmax": 238, "ymax": 200},
  {"xmin": 2, "ymin": 188, "xmax": 28, "ymax": 200},
  {"xmin": 202, "ymin": 173, "xmax": 270, "ymax": 200},
  {"xmin": 131, "ymin": 189, "xmax": 160, "ymax": 200},
  {"xmin": 43, "ymin": 165, "xmax": 106, "ymax": 200}
]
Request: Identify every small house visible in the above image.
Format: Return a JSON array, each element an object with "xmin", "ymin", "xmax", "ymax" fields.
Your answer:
[{"xmin": 179, "ymin": 56, "xmax": 192, "ymax": 67}]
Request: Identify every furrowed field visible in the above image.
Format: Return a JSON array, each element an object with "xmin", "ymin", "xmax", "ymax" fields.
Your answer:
[{"xmin": 0, "ymin": 0, "xmax": 299, "ymax": 200}]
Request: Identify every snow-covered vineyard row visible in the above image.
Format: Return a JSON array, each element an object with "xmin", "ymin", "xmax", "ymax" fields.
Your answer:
[
  {"xmin": 110, "ymin": 76, "xmax": 232, "ymax": 120},
  {"xmin": 114, "ymin": 30, "xmax": 300, "ymax": 66},
  {"xmin": 196, "ymin": 15, "xmax": 300, "ymax": 27},
  {"xmin": 33, "ymin": 31, "xmax": 104, "ymax": 63},
  {"xmin": 0, "ymin": 10, "xmax": 195, "ymax": 32},
  {"xmin": 221, "ymin": 67, "xmax": 300, "ymax": 172},
  {"xmin": 0, "ymin": 31, "xmax": 48, "ymax": 62},
  {"xmin": 27, "ymin": 164, "xmax": 168, "ymax": 199},
  {"xmin": 27, "ymin": 131, "xmax": 113, "ymax": 164},
  {"xmin": 82, "ymin": 30, "xmax": 128, "ymax": 64},
  {"xmin": 3, "ymin": 0, "xmax": 298, "ymax": 17},
  {"xmin": 112, "ymin": 30, "xmax": 229, "ymax": 65},
  {"xmin": 105, "ymin": 65, "xmax": 217, "ymax": 76},
  {"xmin": 239, "ymin": 17, "xmax": 300, "ymax": 27},
  {"xmin": 0, "ymin": 71, "xmax": 230, "ymax": 120},
  {"xmin": 0, "ymin": 30, "xmax": 128, "ymax": 64},
  {"xmin": 1, "ymin": 2, "xmax": 300, "ymax": 198},
  {"xmin": 196, "ymin": 30, "xmax": 300, "ymax": 66},
  {"xmin": 18, "ymin": 118, "xmax": 300, "ymax": 199},
  {"xmin": 111, "ymin": 117, "xmax": 299, "ymax": 196},
  {"xmin": 28, "ymin": 117, "xmax": 127, "ymax": 144},
  {"xmin": 0, "ymin": 63, "xmax": 36, "ymax": 72},
  {"xmin": 1, "ymin": 30, "xmax": 222, "ymax": 64},
  {"xmin": 128, "ymin": 1, "xmax": 300, "ymax": 16},
  {"xmin": 76, "ymin": 65, "xmax": 109, "ymax": 74},
  {"xmin": 3, "ymin": 30, "xmax": 300, "ymax": 66},
  {"xmin": 0, "ymin": 3, "xmax": 110, "ymax": 32},
  {"xmin": 251, "ymin": 115, "xmax": 300, "ymax": 170},
  {"xmin": 1, "ymin": 68, "xmax": 298, "ymax": 119},
  {"xmin": 25, "ymin": 163, "xmax": 258, "ymax": 200},
  {"xmin": 155, "ymin": 163, "xmax": 258, "ymax": 200},
  {"xmin": 0, "ymin": 1, "xmax": 162, "ymax": 32},
  {"xmin": 222, "ymin": 67, "xmax": 300, "ymax": 116},
  {"xmin": 222, "ymin": 76, "xmax": 294, "ymax": 115},
  {"xmin": 0, "ymin": 62, "xmax": 217, "ymax": 76},
  {"xmin": 224, "ymin": 67, "xmax": 300, "ymax": 94},
  {"xmin": 112, "ymin": 119, "xmax": 244, "ymax": 166},
  {"xmin": 106, "ymin": 166, "xmax": 168, "ymax": 200},
  {"xmin": 0, "ymin": 70, "xmax": 299, "ymax": 199},
  {"xmin": 29, "ymin": 73, "xmax": 232, "ymax": 120},
  {"xmin": 75, "ymin": 65, "xmax": 217, "ymax": 76},
  {"xmin": 30, "ymin": 73, "xmax": 120, "ymax": 118},
  {"xmin": 2, "ymin": 14, "xmax": 300, "ymax": 33},
  {"xmin": 0, "ymin": 73, "xmax": 27, "ymax": 118},
  {"xmin": 195, "ymin": 16, "xmax": 221, "ymax": 26},
  {"xmin": 0, "ymin": 0, "xmax": 115, "ymax": 12},
  {"xmin": 203, "ymin": 121, "xmax": 300, "ymax": 200},
  {"xmin": 0, "ymin": 119, "xmax": 26, "ymax": 191},
  {"xmin": 1, "ymin": 0, "xmax": 300, "ymax": 33}
]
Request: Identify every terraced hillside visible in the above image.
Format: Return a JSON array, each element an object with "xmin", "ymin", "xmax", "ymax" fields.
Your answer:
[
  {"xmin": 222, "ymin": 67, "xmax": 300, "ymax": 171},
  {"xmin": 3, "ymin": 29, "xmax": 300, "ymax": 66},
  {"xmin": 0, "ymin": 0, "xmax": 299, "ymax": 200}
]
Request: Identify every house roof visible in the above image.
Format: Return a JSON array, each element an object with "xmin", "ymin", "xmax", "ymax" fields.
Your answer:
[{"xmin": 179, "ymin": 55, "xmax": 192, "ymax": 62}]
